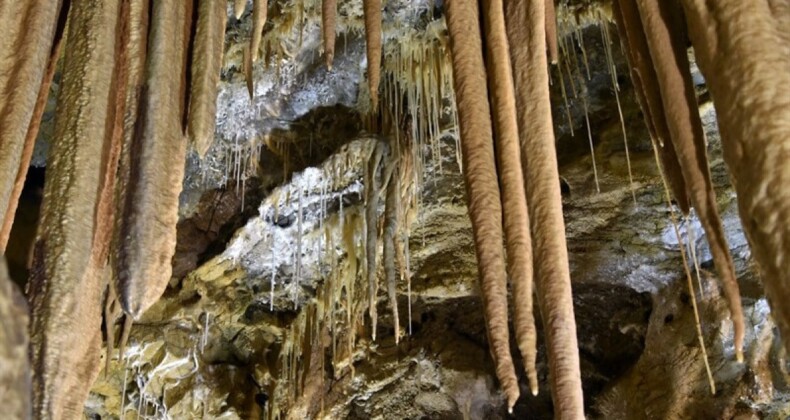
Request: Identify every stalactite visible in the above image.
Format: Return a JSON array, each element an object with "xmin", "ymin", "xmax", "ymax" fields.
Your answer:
[
  {"xmin": 187, "ymin": 0, "xmax": 227, "ymax": 158},
  {"xmin": 96, "ymin": 0, "xmax": 132, "ymax": 275},
  {"xmin": 383, "ymin": 157, "xmax": 400, "ymax": 344},
  {"xmin": 295, "ymin": 185, "xmax": 303, "ymax": 308},
  {"xmin": 505, "ymin": 0, "xmax": 585, "ymax": 416},
  {"xmin": 27, "ymin": 0, "xmax": 120, "ymax": 417},
  {"xmin": 651, "ymin": 138, "xmax": 716, "ymax": 394},
  {"xmin": 251, "ymin": 0, "xmax": 267, "ymax": 62},
  {"xmin": 363, "ymin": 0, "xmax": 382, "ymax": 109},
  {"xmin": 545, "ymin": 0, "xmax": 559, "ymax": 64},
  {"xmin": 112, "ymin": 0, "xmax": 150, "ymax": 319},
  {"xmin": 679, "ymin": 0, "xmax": 790, "ymax": 353},
  {"xmin": 0, "ymin": 257, "xmax": 31, "ymax": 419},
  {"xmin": 322, "ymin": 0, "xmax": 336, "ymax": 70},
  {"xmin": 576, "ymin": 27, "xmax": 591, "ymax": 80},
  {"xmin": 0, "ymin": 0, "xmax": 70, "ymax": 253},
  {"xmin": 612, "ymin": 0, "xmax": 690, "ymax": 214},
  {"xmin": 583, "ymin": 98, "xmax": 601, "ymax": 193},
  {"xmin": 244, "ymin": 45, "xmax": 254, "ymax": 99},
  {"xmin": 365, "ymin": 141, "xmax": 385, "ymax": 341},
  {"xmin": 635, "ymin": 0, "xmax": 744, "ymax": 362},
  {"xmin": 116, "ymin": 0, "xmax": 191, "ymax": 318},
  {"xmin": 481, "ymin": 0, "xmax": 538, "ymax": 396},
  {"xmin": 600, "ymin": 18, "xmax": 637, "ymax": 204},
  {"xmin": 0, "ymin": 1, "xmax": 63, "ymax": 253},
  {"xmin": 234, "ymin": 0, "xmax": 246, "ymax": 19},
  {"xmin": 94, "ymin": 0, "xmax": 133, "ymax": 379},
  {"xmin": 179, "ymin": 0, "xmax": 196, "ymax": 134},
  {"xmin": 444, "ymin": 0, "xmax": 520, "ymax": 410},
  {"xmin": 686, "ymin": 214, "xmax": 705, "ymax": 297},
  {"xmin": 558, "ymin": 63, "xmax": 575, "ymax": 137}
]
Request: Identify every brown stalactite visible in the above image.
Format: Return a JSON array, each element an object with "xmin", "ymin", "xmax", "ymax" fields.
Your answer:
[
  {"xmin": 480, "ymin": 0, "xmax": 538, "ymax": 396},
  {"xmin": 251, "ymin": 0, "xmax": 268, "ymax": 62},
  {"xmin": 243, "ymin": 45, "xmax": 254, "ymax": 99},
  {"xmin": 116, "ymin": 0, "xmax": 190, "ymax": 318},
  {"xmin": 187, "ymin": 0, "xmax": 227, "ymax": 157},
  {"xmin": 636, "ymin": 0, "xmax": 744, "ymax": 361},
  {"xmin": 0, "ymin": 257, "xmax": 31, "ymax": 419},
  {"xmin": 545, "ymin": 0, "xmax": 559, "ymax": 64},
  {"xmin": 96, "ymin": 0, "xmax": 131, "ymax": 268},
  {"xmin": 27, "ymin": 0, "xmax": 120, "ymax": 417},
  {"xmin": 445, "ymin": 0, "xmax": 520, "ymax": 410},
  {"xmin": 0, "ymin": 1, "xmax": 62, "ymax": 253},
  {"xmin": 363, "ymin": 0, "xmax": 382, "ymax": 109},
  {"xmin": 95, "ymin": 0, "xmax": 132, "ymax": 373},
  {"xmin": 613, "ymin": 17, "xmax": 658, "ymax": 144},
  {"xmin": 680, "ymin": 0, "xmax": 790, "ymax": 353},
  {"xmin": 234, "ymin": 0, "xmax": 246, "ymax": 19},
  {"xmin": 112, "ymin": 0, "xmax": 149, "ymax": 310},
  {"xmin": 383, "ymin": 159, "xmax": 400, "ymax": 344},
  {"xmin": 365, "ymin": 141, "xmax": 385, "ymax": 341},
  {"xmin": 179, "ymin": 0, "xmax": 197, "ymax": 132},
  {"xmin": 613, "ymin": 0, "xmax": 690, "ymax": 215},
  {"xmin": 0, "ymin": 0, "xmax": 70, "ymax": 254},
  {"xmin": 322, "ymin": 0, "xmax": 337, "ymax": 70},
  {"xmin": 505, "ymin": 0, "xmax": 585, "ymax": 416}
]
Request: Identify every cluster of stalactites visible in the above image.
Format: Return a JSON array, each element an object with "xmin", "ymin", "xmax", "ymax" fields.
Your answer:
[
  {"xmin": 0, "ymin": 0, "xmax": 232, "ymax": 416},
  {"xmin": 246, "ymin": 135, "xmax": 414, "ymax": 418},
  {"xmin": 444, "ymin": 0, "xmax": 584, "ymax": 416},
  {"xmin": 610, "ymin": 0, "xmax": 744, "ymax": 366}
]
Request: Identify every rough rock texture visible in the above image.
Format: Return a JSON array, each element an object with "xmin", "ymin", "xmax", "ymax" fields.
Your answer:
[{"xmin": 5, "ymin": 1, "xmax": 788, "ymax": 419}]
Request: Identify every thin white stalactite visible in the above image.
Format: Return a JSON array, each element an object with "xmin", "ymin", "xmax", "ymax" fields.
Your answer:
[
  {"xmin": 601, "ymin": 19, "xmax": 637, "ymax": 204},
  {"xmin": 583, "ymin": 98, "xmax": 600, "ymax": 193},
  {"xmin": 686, "ymin": 213, "xmax": 705, "ymax": 297}
]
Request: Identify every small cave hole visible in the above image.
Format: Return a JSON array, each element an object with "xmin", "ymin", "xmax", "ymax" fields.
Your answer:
[
  {"xmin": 274, "ymin": 214, "xmax": 295, "ymax": 228},
  {"xmin": 7, "ymin": 165, "xmax": 46, "ymax": 288},
  {"xmin": 616, "ymin": 74, "xmax": 628, "ymax": 88},
  {"xmin": 664, "ymin": 314, "xmax": 674, "ymax": 325},
  {"xmin": 679, "ymin": 292, "xmax": 690, "ymax": 305},
  {"xmin": 255, "ymin": 393, "xmax": 268, "ymax": 407}
]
